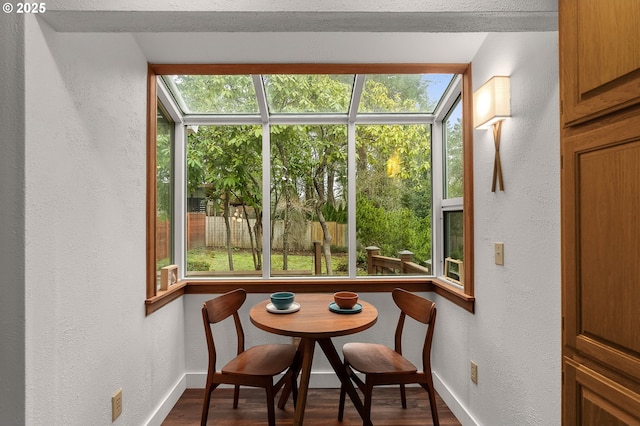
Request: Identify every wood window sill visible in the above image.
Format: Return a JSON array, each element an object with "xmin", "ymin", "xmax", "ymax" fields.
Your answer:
[{"xmin": 145, "ymin": 277, "xmax": 474, "ymax": 315}]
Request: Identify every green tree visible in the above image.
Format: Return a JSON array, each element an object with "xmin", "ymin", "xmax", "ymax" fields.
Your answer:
[
  {"xmin": 267, "ymin": 75, "xmax": 351, "ymax": 274},
  {"xmin": 187, "ymin": 124, "xmax": 262, "ymax": 271},
  {"xmin": 444, "ymin": 100, "xmax": 463, "ymax": 199}
]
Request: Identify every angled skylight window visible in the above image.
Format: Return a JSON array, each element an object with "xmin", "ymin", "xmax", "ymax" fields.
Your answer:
[
  {"xmin": 359, "ymin": 74, "xmax": 455, "ymax": 114},
  {"xmin": 263, "ymin": 74, "xmax": 354, "ymax": 114},
  {"xmin": 162, "ymin": 75, "xmax": 259, "ymax": 115}
]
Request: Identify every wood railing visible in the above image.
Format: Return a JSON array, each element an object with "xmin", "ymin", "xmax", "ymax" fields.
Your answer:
[{"xmin": 365, "ymin": 246, "xmax": 431, "ymax": 275}]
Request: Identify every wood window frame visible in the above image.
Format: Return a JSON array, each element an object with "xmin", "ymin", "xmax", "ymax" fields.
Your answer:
[{"xmin": 145, "ymin": 63, "xmax": 475, "ymax": 315}]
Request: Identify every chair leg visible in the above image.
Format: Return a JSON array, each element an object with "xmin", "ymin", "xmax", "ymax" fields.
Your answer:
[
  {"xmin": 400, "ymin": 384, "xmax": 407, "ymax": 408},
  {"xmin": 338, "ymin": 360, "xmax": 350, "ymax": 421},
  {"xmin": 233, "ymin": 385, "xmax": 240, "ymax": 409},
  {"xmin": 420, "ymin": 382, "xmax": 440, "ymax": 426},
  {"xmin": 291, "ymin": 369, "xmax": 299, "ymax": 408},
  {"xmin": 338, "ymin": 379, "xmax": 346, "ymax": 421},
  {"xmin": 362, "ymin": 382, "xmax": 374, "ymax": 426},
  {"xmin": 265, "ymin": 385, "xmax": 276, "ymax": 426},
  {"xmin": 201, "ymin": 382, "xmax": 219, "ymax": 426},
  {"xmin": 276, "ymin": 377, "xmax": 291, "ymax": 409},
  {"xmin": 277, "ymin": 350, "xmax": 302, "ymax": 409}
]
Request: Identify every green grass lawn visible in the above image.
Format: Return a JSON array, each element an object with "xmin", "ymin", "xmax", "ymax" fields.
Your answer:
[{"xmin": 186, "ymin": 247, "xmax": 349, "ymax": 274}]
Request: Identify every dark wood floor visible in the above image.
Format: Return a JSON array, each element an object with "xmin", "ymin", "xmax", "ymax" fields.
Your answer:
[{"xmin": 163, "ymin": 387, "xmax": 461, "ymax": 425}]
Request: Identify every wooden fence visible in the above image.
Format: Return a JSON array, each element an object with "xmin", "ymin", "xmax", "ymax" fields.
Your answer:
[
  {"xmin": 156, "ymin": 220, "xmax": 170, "ymax": 261},
  {"xmin": 187, "ymin": 213, "xmax": 206, "ymax": 249},
  {"xmin": 204, "ymin": 216, "xmax": 347, "ymax": 250},
  {"xmin": 158, "ymin": 215, "xmax": 347, "ymax": 257},
  {"xmin": 156, "ymin": 213, "xmax": 207, "ymax": 261}
]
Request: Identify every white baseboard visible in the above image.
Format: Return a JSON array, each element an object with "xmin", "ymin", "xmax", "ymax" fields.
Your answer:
[
  {"xmin": 151, "ymin": 371, "xmax": 478, "ymax": 426},
  {"xmin": 432, "ymin": 372, "xmax": 479, "ymax": 426},
  {"xmin": 144, "ymin": 375, "xmax": 187, "ymax": 426}
]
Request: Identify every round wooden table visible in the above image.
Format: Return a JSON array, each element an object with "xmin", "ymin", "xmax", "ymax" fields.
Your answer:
[{"xmin": 250, "ymin": 293, "xmax": 378, "ymax": 425}]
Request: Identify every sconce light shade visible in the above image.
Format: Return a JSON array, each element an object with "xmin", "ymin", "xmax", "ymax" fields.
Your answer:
[{"xmin": 473, "ymin": 76, "xmax": 510, "ymax": 129}]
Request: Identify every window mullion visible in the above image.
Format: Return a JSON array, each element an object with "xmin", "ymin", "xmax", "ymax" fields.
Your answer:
[
  {"xmin": 174, "ymin": 124, "xmax": 186, "ymax": 280},
  {"xmin": 262, "ymin": 122, "xmax": 271, "ymax": 279},
  {"xmin": 432, "ymin": 121, "xmax": 444, "ymax": 278},
  {"xmin": 252, "ymin": 75, "xmax": 269, "ymax": 124},
  {"xmin": 349, "ymin": 75, "xmax": 365, "ymax": 122},
  {"xmin": 348, "ymin": 122, "xmax": 357, "ymax": 278}
]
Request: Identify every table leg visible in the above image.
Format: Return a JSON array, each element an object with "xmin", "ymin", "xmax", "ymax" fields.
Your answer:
[
  {"xmin": 317, "ymin": 338, "xmax": 364, "ymax": 417},
  {"xmin": 293, "ymin": 337, "xmax": 315, "ymax": 426}
]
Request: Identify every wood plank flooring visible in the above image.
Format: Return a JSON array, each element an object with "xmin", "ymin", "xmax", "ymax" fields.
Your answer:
[{"xmin": 163, "ymin": 387, "xmax": 461, "ymax": 425}]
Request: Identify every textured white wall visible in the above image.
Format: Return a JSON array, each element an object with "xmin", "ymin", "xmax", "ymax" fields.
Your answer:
[
  {"xmin": 41, "ymin": 1, "xmax": 557, "ymax": 33},
  {"xmin": 24, "ymin": 16, "xmax": 186, "ymax": 425},
  {"xmin": 44, "ymin": 0, "xmax": 557, "ymax": 12},
  {"xmin": 0, "ymin": 12, "xmax": 26, "ymax": 425},
  {"xmin": 133, "ymin": 32, "xmax": 486, "ymax": 64},
  {"xmin": 431, "ymin": 32, "xmax": 561, "ymax": 426}
]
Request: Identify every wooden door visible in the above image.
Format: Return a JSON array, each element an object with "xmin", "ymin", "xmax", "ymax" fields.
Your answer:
[
  {"xmin": 560, "ymin": 0, "xmax": 640, "ymax": 424},
  {"xmin": 560, "ymin": 0, "xmax": 640, "ymax": 125}
]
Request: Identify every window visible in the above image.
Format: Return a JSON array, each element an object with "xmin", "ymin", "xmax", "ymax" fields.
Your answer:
[
  {"xmin": 355, "ymin": 124, "xmax": 432, "ymax": 272},
  {"xmin": 439, "ymin": 96, "xmax": 464, "ymax": 284},
  {"xmin": 186, "ymin": 124, "xmax": 263, "ymax": 277},
  {"xmin": 146, "ymin": 65, "xmax": 474, "ymax": 314},
  {"xmin": 155, "ymin": 104, "xmax": 174, "ymax": 288}
]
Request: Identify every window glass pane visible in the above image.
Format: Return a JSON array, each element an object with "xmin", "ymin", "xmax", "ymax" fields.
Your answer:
[
  {"xmin": 359, "ymin": 74, "xmax": 454, "ymax": 114},
  {"xmin": 156, "ymin": 105, "xmax": 173, "ymax": 288},
  {"xmin": 356, "ymin": 124, "xmax": 432, "ymax": 275},
  {"xmin": 444, "ymin": 97, "xmax": 463, "ymax": 199},
  {"xmin": 185, "ymin": 125, "xmax": 263, "ymax": 276},
  {"xmin": 270, "ymin": 124, "xmax": 348, "ymax": 276},
  {"xmin": 263, "ymin": 75, "xmax": 354, "ymax": 114},
  {"xmin": 443, "ymin": 210, "xmax": 464, "ymax": 282},
  {"xmin": 163, "ymin": 75, "xmax": 259, "ymax": 115}
]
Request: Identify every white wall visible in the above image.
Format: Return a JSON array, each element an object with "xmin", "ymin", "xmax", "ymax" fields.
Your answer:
[
  {"xmin": 24, "ymin": 16, "xmax": 186, "ymax": 425},
  {"xmin": 41, "ymin": 0, "xmax": 557, "ymax": 33},
  {"xmin": 430, "ymin": 32, "xmax": 561, "ymax": 426},
  {"xmin": 0, "ymin": 12, "xmax": 26, "ymax": 425},
  {"xmin": 15, "ymin": 10, "xmax": 560, "ymax": 426}
]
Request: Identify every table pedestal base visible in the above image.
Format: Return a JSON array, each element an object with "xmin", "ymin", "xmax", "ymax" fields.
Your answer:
[{"xmin": 278, "ymin": 337, "xmax": 365, "ymax": 425}]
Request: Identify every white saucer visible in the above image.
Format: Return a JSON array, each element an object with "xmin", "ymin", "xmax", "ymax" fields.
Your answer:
[{"xmin": 266, "ymin": 302, "xmax": 300, "ymax": 314}]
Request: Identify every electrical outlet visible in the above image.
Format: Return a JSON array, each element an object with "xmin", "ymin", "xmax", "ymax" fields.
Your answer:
[
  {"xmin": 112, "ymin": 388, "xmax": 122, "ymax": 421},
  {"xmin": 494, "ymin": 242, "xmax": 504, "ymax": 265},
  {"xmin": 470, "ymin": 361, "xmax": 478, "ymax": 384}
]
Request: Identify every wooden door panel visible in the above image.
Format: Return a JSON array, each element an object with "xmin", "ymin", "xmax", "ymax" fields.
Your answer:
[
  {"xmin": 561, "ymin": 0, "xmax": 640, "ymax": 125},
  {"xmin": 578, "ymin": 0, "xmax": 640, "ymax": 94},
  {"xmin": 578, "ymin": 140, "xmax": 640, "ymax": 354},
  {"xmin": 577, "ymin": 336, "xmax": 640, "ymax": 383},
  {"xmin": 564, "ymin": 359, "xmax": 640, "ymax": 425}
]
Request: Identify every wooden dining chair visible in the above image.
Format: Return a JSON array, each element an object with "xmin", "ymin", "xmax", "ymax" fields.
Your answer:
[
  {"xmin": 338, "ymin": 288, "xmax": 439, "ymax": 426},
  {"xmin": 201, "ymin": 288, "xmax": 299, "ymax": 426}
]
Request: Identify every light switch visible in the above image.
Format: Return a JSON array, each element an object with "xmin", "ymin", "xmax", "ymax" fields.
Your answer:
[{"xmin": 494, "ymin": 242, "xmax": 504, "ymax": 265}]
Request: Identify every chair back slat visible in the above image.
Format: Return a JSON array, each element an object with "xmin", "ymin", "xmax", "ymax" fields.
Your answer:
[
  {"xmin": 392, "ymin": 288, "xmax": 435, "ymax": 324},
  {"xmin": 204, "ymin": 288, "xmax": 247, "ymax": 324}
]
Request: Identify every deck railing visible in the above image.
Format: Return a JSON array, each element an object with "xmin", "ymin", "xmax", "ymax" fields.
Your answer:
[{"xmin": 365, "ymin": 246, "xmax": 431, "ymax": 275}]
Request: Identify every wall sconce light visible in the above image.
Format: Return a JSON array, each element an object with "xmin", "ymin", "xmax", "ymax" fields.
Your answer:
[{"xmin": 473, "ymin": 76, "xmax": 511, "ymax": 192}]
